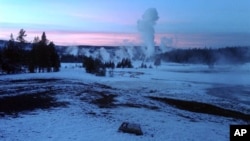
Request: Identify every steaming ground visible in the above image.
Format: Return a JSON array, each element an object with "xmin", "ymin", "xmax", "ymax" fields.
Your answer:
[{"xmin": 1, "ymin": 62, "xmax": 250, "ymax": 141}]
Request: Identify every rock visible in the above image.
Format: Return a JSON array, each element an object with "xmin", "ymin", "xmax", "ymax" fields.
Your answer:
[{"xmin": 118, "ymin": 122, "xmax": 143, "ymax": 135}]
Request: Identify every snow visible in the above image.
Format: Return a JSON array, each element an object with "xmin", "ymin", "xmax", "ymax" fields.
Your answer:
[{"xmin": 1, "ymin": 62, "xmax": 250, "ymax": 141}]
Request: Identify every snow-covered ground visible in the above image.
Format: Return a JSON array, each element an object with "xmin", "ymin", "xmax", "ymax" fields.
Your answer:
[{"xmin": 1, "ymin": 62, "xmax": 250, "ymax": 141}]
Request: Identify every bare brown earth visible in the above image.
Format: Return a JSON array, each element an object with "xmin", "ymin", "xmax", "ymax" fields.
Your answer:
[
  {"xmin": 0, "ymin": 92, "xmax": 68, "ymax": 117},
  {"xmin": 147, "ymin": 96, "xmax": 250, "ymax": 122}
]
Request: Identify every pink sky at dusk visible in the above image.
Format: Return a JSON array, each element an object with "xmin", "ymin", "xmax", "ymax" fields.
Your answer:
[
  {"xmin": 1, "ymin": 1, "xmax": 250, "ymax": 48},
  {"xmin": 0, "ymin": 28, "xmax": 140, "ymax": 46},
  {"xmin": 1, "ymin": 27, "xmax": 250, "ymax": 48}
]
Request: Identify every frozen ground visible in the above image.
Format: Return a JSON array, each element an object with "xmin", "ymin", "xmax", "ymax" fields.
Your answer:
[{"xmin": 0, "ymin": 62, "xmax": 250, "ymax": 141}]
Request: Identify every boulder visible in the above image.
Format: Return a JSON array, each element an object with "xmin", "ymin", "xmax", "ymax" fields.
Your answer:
[{"xmin": 118, "ymin": 122, "xmax": 143, "ymax": 135}]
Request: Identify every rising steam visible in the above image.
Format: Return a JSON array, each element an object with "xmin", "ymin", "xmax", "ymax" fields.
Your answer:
[{"xmin": 137, "ymin": 8, "xmax": 159, "ymax": 58}]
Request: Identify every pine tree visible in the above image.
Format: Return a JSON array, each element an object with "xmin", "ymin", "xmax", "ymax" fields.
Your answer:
[
  {"xmin": 2, "ymin": 34, "xmax": 22, "ymax": 73},
  {"xmin": 48, "ymin": 42, "xmax": 60, "ymax": 72},
  {"xmin": 16, "ymin": 29, "xmax": 27, "ymax": 43},
  {"xmin": 29, "ymin": 32, "xmax": 60, "ymax": 72},
  {"xmin": 41, "ymin": 32, "xmax": 48, "ymax": 45}
]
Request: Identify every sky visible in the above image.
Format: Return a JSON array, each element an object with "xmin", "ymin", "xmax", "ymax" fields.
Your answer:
[{"xmin": 0, "ymin": 0, "xmax": 250, "ymax": 48}]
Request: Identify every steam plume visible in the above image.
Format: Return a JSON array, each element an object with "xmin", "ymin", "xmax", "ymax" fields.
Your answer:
[{"xmin": 137, "ymin": 8, "xmax": 159, "ymax": 58}]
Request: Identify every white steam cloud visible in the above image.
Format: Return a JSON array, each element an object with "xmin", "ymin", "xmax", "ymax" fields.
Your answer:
[
  {"xmin": 99, "ymin": 47, "xmax": 110, "ymax": 62},
  {"xmin": 137, "ymin": 8, "xmax": 159, "ymax": 58},
  {"xmin": 66, "ymin": 46, "xmax": 79, "ymax": 56},
  {"xmin": 159, "ymin": 37, "xmax": 173, "ymax": 53}
]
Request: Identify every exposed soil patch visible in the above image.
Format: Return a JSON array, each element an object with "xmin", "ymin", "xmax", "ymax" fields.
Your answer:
[
  {"xmin": 9, "ymin": 78, "xmax": 61, "ymax": 83},
  {"xmin": 93, "ymin": 83, "xmax": 114, "ymax": 89},
  {"xmin": 147, "ymin": 96, "xmax": 250, "ymax": 122},
  {"xmin": 0, "ymin": 92, "xmax": 68, "ymax": 117},
  {"xmin": 92, "ymin": 93, "xmax": 117, "ymax": 108},
  {"xmin": 117, "ymin": 103, "xmax": 159, "ymax": 110},
  {"xmin": 83, "ymin": 90, "xmax": 159, "ymax": 110}
]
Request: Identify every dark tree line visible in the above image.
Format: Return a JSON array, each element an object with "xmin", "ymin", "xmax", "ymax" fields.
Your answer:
[
  {"xmin": 0, "ymin": 29, "xmax": 60, "ymax": 74},
  {"xmin": 105, "ymin": 61, "xmax": 115, "ymax": 69},
  {"xmin": 82, "ymin": 56, "xmax": 133, "ymax": 76},
  {"xmin": 161, "ymin": 47, "xmax": 250, "ymax": 67},
  {"xmin": 0, "ymin": 39, "xmax": 24, "ymax": 73},
  {"xmin": 29, "ymin": 32, "xmax": 60, "ymax": 73},
  {"xmin": 116, "ymin": 58, "xmax": 133, "ymax": 68},
  {"xmin": 60, "ymin": 54, "xmax": 84, "ymax": 63}
]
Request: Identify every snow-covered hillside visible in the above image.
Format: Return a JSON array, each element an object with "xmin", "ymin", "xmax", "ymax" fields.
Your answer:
[{"xmin": 0, "ymin": 63, "xmax": 250, "ymax": 141}]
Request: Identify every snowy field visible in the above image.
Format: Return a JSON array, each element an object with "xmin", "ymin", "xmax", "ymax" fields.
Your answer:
[{"xmin": 1, "ymin": 62, "xmax": 250, "ymax": 141}]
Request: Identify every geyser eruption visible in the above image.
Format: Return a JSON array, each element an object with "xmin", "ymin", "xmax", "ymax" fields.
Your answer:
[{"xmin": 137, "ymin": 8, "xmax": 159, "ymax": 58}]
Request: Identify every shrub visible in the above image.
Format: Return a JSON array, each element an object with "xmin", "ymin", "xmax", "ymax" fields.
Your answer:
[{"xmin": 83, "ymin": 56, "xmax": 106, "ymax": 76}]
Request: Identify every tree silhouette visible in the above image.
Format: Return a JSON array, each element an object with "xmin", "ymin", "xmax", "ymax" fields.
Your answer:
[
  {"xmin": 1, "ymin": 34, "xmax": 22, "ymax": 73},
  {"xmin": 117, "ymin": 58, "xmax": 133, "ymax": 68},
  {"xmin": 33, "ymin": 36, "xmax": 40, "ymax": 43},
  {"xmin": 41, "ymin": 32, "xmax": 48, "ymax": 45},
  {"xmin": 83, "ymin": 56, "xmax": 106, "ymax": 76},
  {"xmin": 16, "ymin": 29, "xmax": 27, "ymax": 43},
  {"xmin": 0, "ymin": 29, "xmax": 60, "ymax": 74},
  {"xmin": 29, "ymin": 32, "xmax": 60, "ymax": 72},
  {"xmin": 48, "ymin": 42, "xmax": 60, "ymax": 72},
  {"xmin": 10, "ymin": 33, "xmax": 14, "ymax": 41}
]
